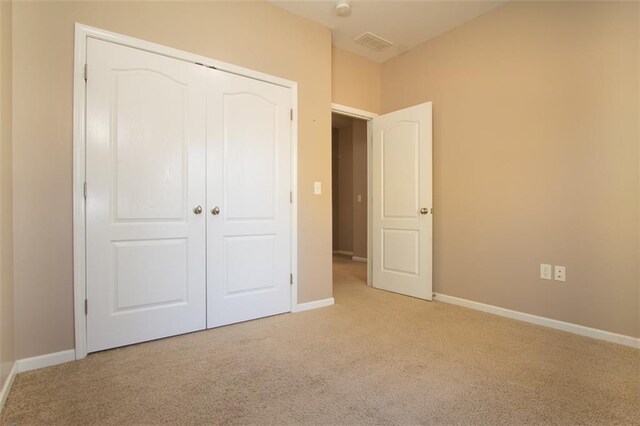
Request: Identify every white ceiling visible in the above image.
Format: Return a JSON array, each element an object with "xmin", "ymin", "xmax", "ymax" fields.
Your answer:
[{"xmin": 271, "ymin": 1, "xmax": 506, "ymax": 63}]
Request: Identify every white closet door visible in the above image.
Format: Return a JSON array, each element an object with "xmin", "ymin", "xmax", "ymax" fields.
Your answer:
[
  {"xmin": 86, "ymin": 39, "xmax": 207, "ymax": 352},
  {"xmin": 207, "ymin": 69, "xmax": 292, "ymax": 328},
  {"xmin": 372, "ymin": 102, "xmax": 433, "ymax": 300}
]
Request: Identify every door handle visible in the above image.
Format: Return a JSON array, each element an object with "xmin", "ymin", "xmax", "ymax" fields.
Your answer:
[
  {"xmin": 193, "ymin": 205, "xmax": 203, "ymax": 215},
  {"xmin": 211, "ymin": 206, "xmax": 221, "ymax": 215},
  {"xmin": 420, "ymin": 208, "xmax": 429, "ymax": 215}
]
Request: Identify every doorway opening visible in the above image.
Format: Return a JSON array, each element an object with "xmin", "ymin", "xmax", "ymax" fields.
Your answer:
[
  {"xmin": 331, "ymin": 102, "xmax": 433, "ymax": 302},
  {"xmin": 331, "ymin": 111, "xmax": 369, "ymax": 288}
]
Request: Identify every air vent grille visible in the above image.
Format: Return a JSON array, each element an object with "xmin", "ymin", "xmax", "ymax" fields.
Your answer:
[{"xmin": 354, "ymin": 32, "xmax": 394, "ymax": 52}]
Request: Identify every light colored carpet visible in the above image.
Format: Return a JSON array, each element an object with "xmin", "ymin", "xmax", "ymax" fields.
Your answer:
[{"xmin": 2, "ymin": 256, "xmax": 639, "ymax": 425}]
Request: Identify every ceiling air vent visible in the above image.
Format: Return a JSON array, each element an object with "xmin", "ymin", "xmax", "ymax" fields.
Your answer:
[{"xmin": 354, "ymin": 32, "xmax": 394, "ymax": 52}]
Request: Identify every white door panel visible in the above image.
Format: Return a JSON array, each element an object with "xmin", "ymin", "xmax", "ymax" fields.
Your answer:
[
  {"xmin": 207, "ymin": 69, "xmax": 292, "ymax": 328},
  {"xmin": 86, "ymin": 38, "xmax": 206, "ymax": 352},
  {"xmin": 372, "ymin": 103, "xmax": 433, "ymax": 300}
]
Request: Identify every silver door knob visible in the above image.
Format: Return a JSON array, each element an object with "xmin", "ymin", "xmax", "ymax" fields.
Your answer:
[
  {"xmin": 211, "ymin": 206, "xmax": 220, "ymax": 215},
  {"xmin": 193, "ymin": 205, "xmax": 203, "ymax": 214},
  {"xmin": 420, "ymin": 208, "xmax": 429, "ymax": 215}
]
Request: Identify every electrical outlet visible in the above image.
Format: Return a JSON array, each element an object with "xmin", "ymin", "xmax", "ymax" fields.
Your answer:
[
  {"xmin": 314, "ymin": 182, "xmax": 322, "ymax": 195},
  {"xmin": 540, "ymin": 264, "xmax": 552, "ymax": 280},
  {"xmin": 554, "ymin": 266, "xmax": 566, "ymax": 282},
  {"xmin": 357, "ymin": 194, "xmax": 362, "ymax": 202}
]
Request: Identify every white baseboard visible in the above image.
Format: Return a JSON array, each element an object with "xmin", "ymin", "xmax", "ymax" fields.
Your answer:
[
  {"xmin": 1, "ymin": 349, "xmax": 76, "ymax": 414},
  {"xmin": 16, "ymin": 349, "xmax": 76, "ymax": 373},
  {"xmin": 351, "ymin": 256, "xmax": 367, "ymax": 263},
  {"xmin": 293, "ymin": 297, "xmax": 335, "ymax": 313},
  {"xmin": 0, "ymin": 362, "xmax": 17, "ymax": 415},
  {"xmin": 333, "ymin": 250, "xmax": 353, "ymax": 256},
  {"xmin": 434, "ymin": 293, "xmax": 640, "ymax": 349}
]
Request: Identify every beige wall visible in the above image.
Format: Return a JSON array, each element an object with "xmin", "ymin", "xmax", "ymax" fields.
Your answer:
[
  {"xmin": 332, "ymin": 116, "xmax": 367, "ymax": 258},
  {"xmin": 12, "ymin": 1, "xmax": 333, "ymax": 359},
  {"xmin": 336, "ymin": 124, "xmax": 354, "ymax": 252},
  {"xmin": 332, "ymin": 46, "xmax": 381, "ymax": 114},
  {"xmin": 0, "ymin": 0, "xmax": 15, "ymax": 384},
  {"xmin": 352, "ymin": 119, "xmax": 367, "ymax": 259},
  {"xmin": 382, "ymin": 1, "xmax": 639, "ymax": 337},
  {"xmin": 330, "ymin": 46, "xmax": 376, "ymax": 257},
  {"xmin": 8, "ymin": 0, "xmax": 639, "ymax": 362},
  {"xmin": 638, "ymin": 2, "xmax": 640, "ymax": 339},
  {"xmin": 332, "ymin": 128, "xmax": 339, "ymax": 251}
]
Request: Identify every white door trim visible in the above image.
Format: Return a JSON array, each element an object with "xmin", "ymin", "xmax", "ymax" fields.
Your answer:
[
  {"xmin": 330, "ymin": 103, "xmax": 377, "ymax": 287},
  {"xmin": 331, "ymin": 103, "xmax": 378, "ymax": 121},
  {"xmin": 73, "ymin": 23, "xmax": 299, "ymax": 360}
]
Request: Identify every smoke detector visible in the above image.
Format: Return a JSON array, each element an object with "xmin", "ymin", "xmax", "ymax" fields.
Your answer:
[
  {"xmin": 335, "ymin": 1, "xmax": 351, "ymax": 17},
  {"xmin": 354, "ymin": 32, "xmax": 394, "ymax": 52}
]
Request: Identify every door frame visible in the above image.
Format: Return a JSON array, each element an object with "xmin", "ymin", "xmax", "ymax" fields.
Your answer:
[
  {"xmin": 330, "ymin": 103, "xmax": 378, "ymax": 286},
  {"xmin": 73, "ymin": 24, "xmax": 299, "ymax": 360}
]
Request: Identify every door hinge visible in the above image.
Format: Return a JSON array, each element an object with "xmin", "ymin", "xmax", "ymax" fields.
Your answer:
[
  {"xmin": 290, "ymin": 273, "xmax": 293, "ymax": 285},
  {"xmin": 290, "ymin": 109, "xmax": 293, "ymax": 121},
  {"xmin": 83, "ymin": 182, "xmax": 87, "ymax": 199},
  {"xmin": 83, "ymin": 64, "xmax": 88, "ymax": 82},
  {"xmin": 84, "ymin": 299, "xmax": 88, "ymax": 315},
  {"xmin": 290, "ymin": 191, "xmax": 293, "ymax": 204}
]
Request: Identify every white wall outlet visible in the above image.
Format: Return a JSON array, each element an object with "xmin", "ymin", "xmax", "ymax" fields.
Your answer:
[
  {"xmin": 357, "ymin": 194, "xmax": 362, "ymax": 202},
  {"xmin": 314, "ymin": 181, "xmax": 322, "ymax": 195},
  {"xmin": 554, "ymin": 265, "xmax": 566, "ymax": 282},
  {"xmin": 540, "ymin": 264, "xmax": 552, "ymax": 280}
]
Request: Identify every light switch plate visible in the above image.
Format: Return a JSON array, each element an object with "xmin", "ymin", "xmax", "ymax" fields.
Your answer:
[{"xmin": 314, "ymin": 181, "xmax": 322, "ymax": 195}]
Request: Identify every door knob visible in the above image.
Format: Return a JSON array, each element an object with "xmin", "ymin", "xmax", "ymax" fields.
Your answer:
[
  {"xmin": 211, "ymin": 206, "xmax": 221, "ymax": 215},
  {"xmin": 193, "ymin": 205, "xmax": 203, "ymax": 214},
  {"xmin": 420, "ymin": 208, "xmax": 429, "ymax": 215}
]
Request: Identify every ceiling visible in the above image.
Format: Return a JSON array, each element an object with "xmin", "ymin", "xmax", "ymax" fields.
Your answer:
[{"xmin": 271, "ymin": 1, "xmax": 506, "ymax": 63}]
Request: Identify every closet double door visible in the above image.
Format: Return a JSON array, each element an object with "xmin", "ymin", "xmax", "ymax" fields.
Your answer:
[{"xmin": 85, "ymin": 39, "xmax": 292, "ymax": 353}]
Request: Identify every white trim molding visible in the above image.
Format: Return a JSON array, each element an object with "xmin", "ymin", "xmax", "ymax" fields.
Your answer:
[
  {"xmin": 351, "ymin": 256, "xmax": 367, "ymax": 263},
  {"xmin": 73, "ymin": 23, "xmax": 89, "ymax": 360},
  {"xmin": 16, "ymin": 350, "xmax": 76, "ymax": 373},
  {"xmin": 0, "ymin": 362, "xmax": 17, "ymax": 414},
  {"xmin": 333, "ymin": 250, "xmax": 354, "ymax": 256},
  {"xmin": 331, "ymin": 103, "xmax": 378, "ymax": 120},
  {"xmin": 434, "ymin": 293, "xmax": 640, "ymax": 349},
  {"xmin": 1, "ymin": 349, "xmax": 77, "ymax": 413},
  {"xmin": 293, "ymin": 298, "xmax": 335, "ymax": 313}
]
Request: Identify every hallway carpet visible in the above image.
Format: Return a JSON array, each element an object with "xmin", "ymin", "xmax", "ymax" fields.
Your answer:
[{"xmin": 1, "ymin": 256, "xmax": 639, "ymax": 425}]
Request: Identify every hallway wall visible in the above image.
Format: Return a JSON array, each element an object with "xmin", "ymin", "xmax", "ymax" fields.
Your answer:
[{"xmin": 332, "ymin": 115, "xmax": 367, "ymax": 259}]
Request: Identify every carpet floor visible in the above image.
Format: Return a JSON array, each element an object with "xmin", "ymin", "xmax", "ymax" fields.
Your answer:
[{"xmin": 1, "ymin": 256, "xmax": 639, "ymax": 425}]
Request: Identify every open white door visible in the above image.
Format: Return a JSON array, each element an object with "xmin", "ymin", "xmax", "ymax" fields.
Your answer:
[
  {"xmin": 372, "ymin": 102, "xmax": 433, "ymax": 300},
  {"xmin": 85, "ymin": 39, "xmax": 207, "ymax": 352},
  {"xmin": 206, "ymin": 69, "xmax": 292, "ymax": 328}
]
